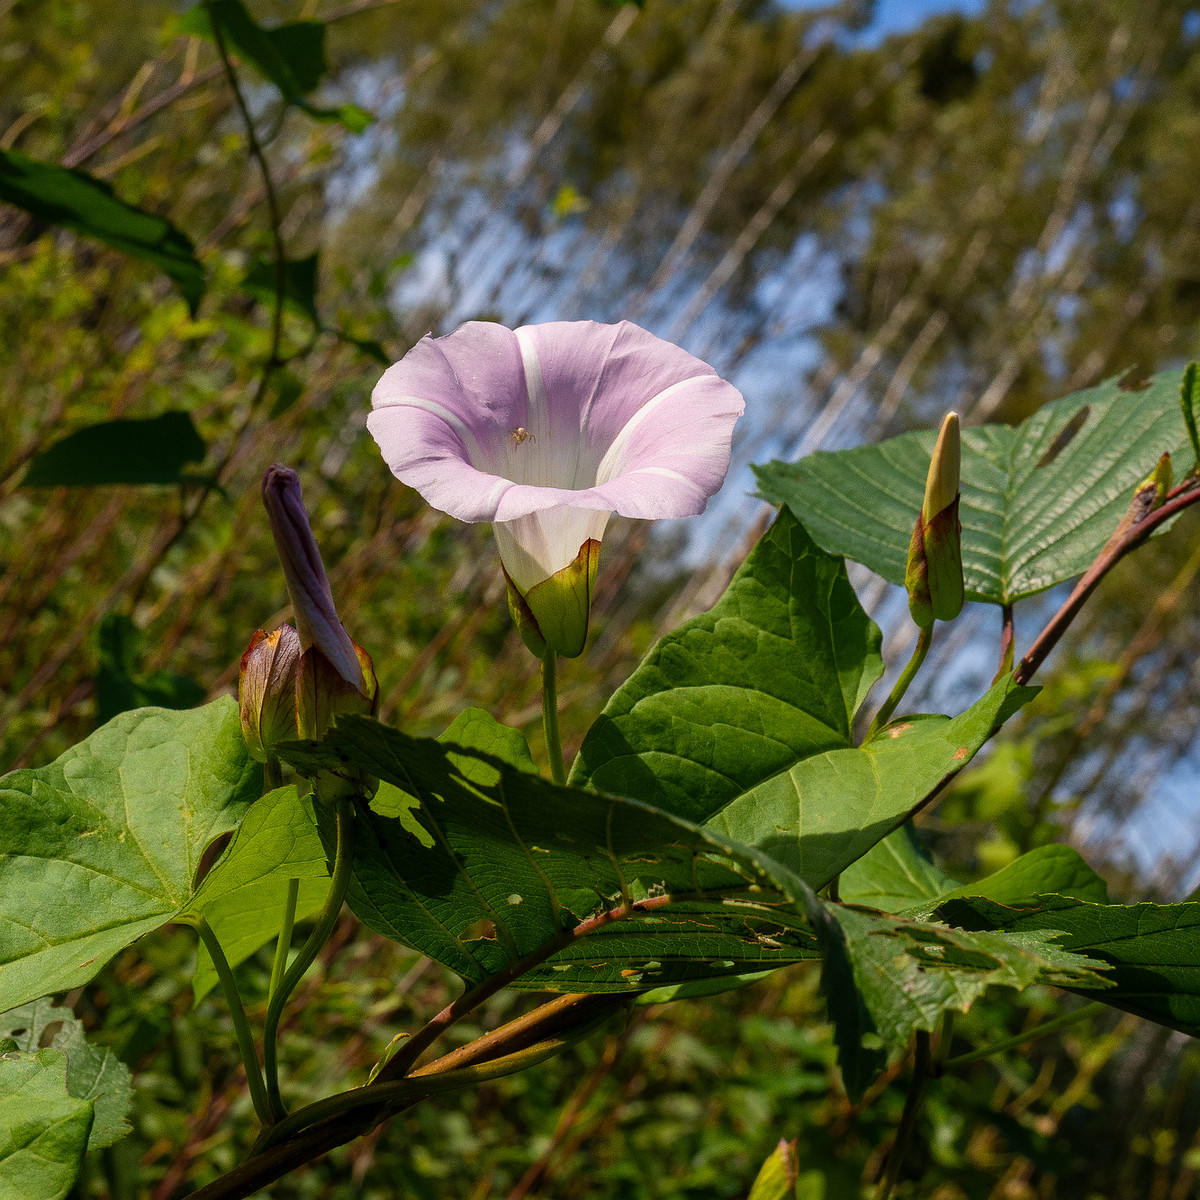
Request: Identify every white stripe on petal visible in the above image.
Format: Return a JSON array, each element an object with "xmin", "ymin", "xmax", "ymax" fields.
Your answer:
[
  {"xmin": 385, "ymin": 394, "xmax": 491, "ymax": 470},
  {"xmin": 594, "ymin": 378, "xmax": 705, "ymax": 485}
]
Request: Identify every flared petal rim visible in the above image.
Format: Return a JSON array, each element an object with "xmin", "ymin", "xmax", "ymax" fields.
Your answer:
[{"xmin": 368, "ymin": 319, "xmax": 744, "ymax": 525}]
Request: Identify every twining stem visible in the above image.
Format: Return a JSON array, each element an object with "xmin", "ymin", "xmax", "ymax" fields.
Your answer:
[
  {"xmin": 944, "ymin": 1001, "xmax": 1106, "ymax": 1070},
  {"xmin": 190, "ymin": 916, "xmax": 271, "ymax": 1124},
  {"xmin": 263, "ymin": 797, "xmax": 355, "ymax": 1121},
  {"xmin": 541, "ymin": 649, "xmax": 567, "ymax": 785},
  {"xmin": 258, "ymin": 1004, "xmax": 616, "ymax": 1151},
  {"xmin": 1014, "ymin": 477, "xmax": 1200, "ymax": 685},
  {"xmin": 876, "ymin": 1029, "xmax": 931, "ymax": 1200},
  {"xmin": 866, "ymin": 624, "xmax": 933, "ymax": 740},
  {"xmin": 268, "ymin": 878, "xmax": 300, "ymax": 1004}
]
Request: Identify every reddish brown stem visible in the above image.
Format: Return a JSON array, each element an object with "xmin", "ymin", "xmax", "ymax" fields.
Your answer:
[
  {"xmin": 994, "ymin": 603, "xmax": 1015, "ymax": 682},
  {"xmin": 1013, "ymin": 478, "xmax": 1200, "ymax": 685}
]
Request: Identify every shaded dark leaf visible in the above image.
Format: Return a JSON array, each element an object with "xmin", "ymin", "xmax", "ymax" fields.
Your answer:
[{"xmin": 0, "ymin": 149, "xmax": 204, "ymax": 313}]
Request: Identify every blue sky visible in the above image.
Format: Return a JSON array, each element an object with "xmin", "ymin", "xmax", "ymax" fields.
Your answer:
[{"xmin": 780, "ymin": 0, "xmax": 984, "ymax": 37}]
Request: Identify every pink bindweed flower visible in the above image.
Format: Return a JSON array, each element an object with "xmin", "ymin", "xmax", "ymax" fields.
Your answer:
[{"xmin": 368, "ymin": 320, "xmax": 745, "ymax": 657}]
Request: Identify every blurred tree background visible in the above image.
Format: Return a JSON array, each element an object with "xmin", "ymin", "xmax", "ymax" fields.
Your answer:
[{"xmin": 3, "ymin": 0, "xmax": 1200, "ymax": 1195}]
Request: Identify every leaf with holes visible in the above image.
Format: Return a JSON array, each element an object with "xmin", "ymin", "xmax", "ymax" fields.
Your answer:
[
  {"xmin": 278, "ymin": 717, "xmax": 825, "ymax": 994},
  {"xmin": 941, "ymin": 894, "xmax": 1200, "ymax": 1036},
  {"xmin": 755, "ymin": 368, "xmax": 1195, "ymax": 604},
  {"xmin": 0, "ymin": 1000, "xmax": 131, "ymax": 1151},
  {"xmin": 0, "ymin": 1049, "xmax": 93, "ymax": 1200},
  {"xmin": 830, "ymin": 904, "xmax": 1109, "ymax": 1057},
  {"xmin": 0, "ymin": 149, "xmax": 204, "ymax": 313},
  {"xmin": 0, "ymin": 700, "xmax": 260, "ymax": 1012},
  {"xmin": 184, "ymin": 786, "xmax": 330, "ymax": 1004}
]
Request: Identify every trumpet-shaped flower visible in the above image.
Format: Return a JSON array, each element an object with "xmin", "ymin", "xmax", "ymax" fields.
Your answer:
[{"xmin": 368, "ymin": 320, "xmax": 745, "ymax": 656}]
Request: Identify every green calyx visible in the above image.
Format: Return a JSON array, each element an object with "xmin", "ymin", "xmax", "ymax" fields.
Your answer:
[{"xmin": 504, "ymin": 539, "xmax": 600, "ymax": 659}]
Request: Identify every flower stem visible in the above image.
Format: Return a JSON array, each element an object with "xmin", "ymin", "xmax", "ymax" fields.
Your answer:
[
  {"xmin": 876, "ymin": 1029, "xmax": 931, "ymax": 1200},
  {"xmin": 943, "ymin": 1001, "xmax": 1105, "ymax": 1070},
  {"xmin": 866, "ymin": 624, "xmax": 933, "ymax": 741},
  {"xmin": 264, "ymin": 757, "xmax": 283, "ymax": 792},
  {"xmin": 263, "ymin": 797, "xmax": 355, "ymax": 1121},
  {"xmin": 541, "ymin": 649, "xmax": 566, "ymax": 785},
  {"xmin": 191, "ymin": 916, "xmax": 271, "ymax": 1124},
  {"xmin": 268, "ymin": 878, "xmax": 300, "ymax": 1003}
]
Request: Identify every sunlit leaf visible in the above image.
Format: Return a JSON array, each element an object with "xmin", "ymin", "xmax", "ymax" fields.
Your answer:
[
  {"xmin": 183, "ymin": 786, "xmax": 330, "ymax": 1003},
  {"xmin": 0, "ymin": 1049, "xmax": 93, "ymax": 1200},
  {"xmin": 278, "ymin": 718, "xmax": 824, "ymax": 993},
  {"xmin": 707, "ymin": 677, "xmax": 1034, "ymax": 890},
  {"xmin": 0, "ymin": 1000, "xmax": 131, "ymax": 1151},
  {"xmin": 572, "ymin": 509, "xmax": 883, "ymax": 824},
  {"xmin": 755, "ymin": 369, "xmax": 1195, "ymax": 604},
  {"xmin": 0, "ymin": 700, "xmax": 260, "ymax": 1012},
  {"xmin": 840, "ymin": 829, "xmax": 1108, "ymax": 915},
  {"xmin": 0, "ymin": 149, "xmax": 204, "ymax": 313}
]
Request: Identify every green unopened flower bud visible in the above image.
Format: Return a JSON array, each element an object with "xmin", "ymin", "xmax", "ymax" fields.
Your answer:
[
  {"xmin": 906, "ymin": 412, "xmax": 964, "ymax": 628},
  {"xmin": 238, "ymin": 625, "xmax": 301, "ymax": 763},
  {"xmin": 503, "ymin": 538, "xmax": 600, "ymax": 659},
  {"xmin": 1142, "ymin": 451, "xmax": 1173, "ymax": 510}
]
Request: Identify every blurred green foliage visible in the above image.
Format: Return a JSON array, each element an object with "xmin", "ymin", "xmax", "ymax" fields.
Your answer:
[{"xmin": 4, "ymin": 0, "xmax": 1200, "ymax": 1195}]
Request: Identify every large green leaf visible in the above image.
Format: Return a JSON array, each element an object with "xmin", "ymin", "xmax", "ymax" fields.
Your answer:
[
  {"xmin": 0, "ymin": 700, "xmax": 260, "ymax": 1012},
  {"xmin": 0, "ymin": 1050, "xmax": 93, "ymax": 1200},
  {"xmin": 0, "ymin": 1000, "xmax": 131, "ymax": 1151},
  {"xmin": 941, "ymin": 894, "xmax": 1200, "ymax": 1037},
  {"xmin": 278, "ymin": 717, "xmax": 824, "ymax": 994},
  {"xmin": 184, "ymin": 786, "xmax": 330, "ymax": 1003},
  {"xmin": 571, "ymin": 509, "xmax": 883, "ymax": 824},
  {"xmin": 22, "ymin": 412, "xmax": 206, "ymax": 488},
  {"xmin": 0, "ymin": 149, "xmax": 204, "ymax": 313},
  {"xmin": 840, "ymin": 828, "xmax": 1109, "ymax": 915},
  {"xmin": 705, "ymin": 678, "xmax": 1035, "ymax": 890},
  {"xmin": 755, "ymin": 369, "xmax": 1194, "ymax": 604}
]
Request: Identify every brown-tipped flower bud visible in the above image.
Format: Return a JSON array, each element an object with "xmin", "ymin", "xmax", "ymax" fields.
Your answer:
[
  {"xmin": 297, "ymin": 641, "xmax": 380, "ymax": 802},
  {"xmin": 906, "ymin": 412, "xmax": 964, "ymax": 627},
  {"xmin": 262, "ymin": 465, "xmax": 364, "ymax": 694},
  {"xmin": 238, "ymin": 625, "xmax": 301, "ymax": 763}
]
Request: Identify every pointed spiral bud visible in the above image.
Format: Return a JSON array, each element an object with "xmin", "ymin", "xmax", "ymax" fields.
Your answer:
[
  {"xmin": 261, "ymin": 465, "xmax": 379, "ymax": 797},
  {"xmin": 262, "ymin": 464, "xmax": 364, "ymax": 693},
  {"xmin": 906, "ymin": 412, "xmax": 964, "ymax": 628},
  {"xmin": 238, "ymin": 625, "xmax": 301, "ymax": 763}
]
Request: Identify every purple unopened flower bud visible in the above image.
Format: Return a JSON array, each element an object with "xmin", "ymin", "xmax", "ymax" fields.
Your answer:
[
  {"xmin": 261, "ymin": 464, "xmax": 363, "ymax": 692},
  {"xmin": 238, "ymin": 625, "xmax": 301, "ymax": 763}
]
